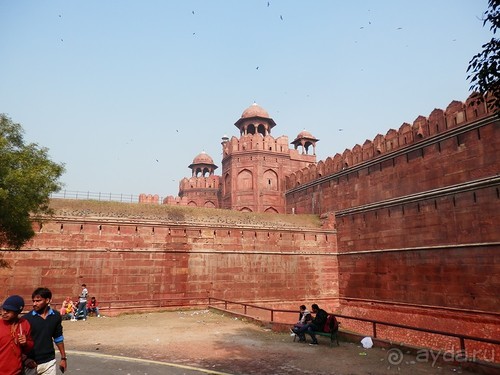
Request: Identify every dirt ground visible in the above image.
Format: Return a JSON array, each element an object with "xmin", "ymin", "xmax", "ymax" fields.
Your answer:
[{"xmin": 62, "ymin": 310, "xmax": 478, "ymax": 375}]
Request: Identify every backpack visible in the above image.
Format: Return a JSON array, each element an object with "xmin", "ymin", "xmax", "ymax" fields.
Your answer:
[{"xmin": 323, "ymin": 314, "xmax": 339, "ymax": 333}]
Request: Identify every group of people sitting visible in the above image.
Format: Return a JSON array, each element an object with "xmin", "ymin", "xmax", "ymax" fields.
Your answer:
[
  {"xmin": 59, "ymin": 295, "xmax": 100, "ymax": 321},
  {"xmin": 291, "ymin": 303, "xmax": 332, "ymax": 345}
]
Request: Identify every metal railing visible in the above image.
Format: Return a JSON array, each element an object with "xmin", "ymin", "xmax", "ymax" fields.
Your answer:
[
  {"xmin": 51, "ymin": 296, "xmax": 499, "ymax": 363},
  {"xmin": 50, "ymin": 190, "xmax": 163, "ymax": 203},
  {"xmin": 207, "ymin": 297, "xmax": 500, "ymax": 355},
  {"xmin": 50, "ymin": 190, "xmax": 136, "ymax": 202}
]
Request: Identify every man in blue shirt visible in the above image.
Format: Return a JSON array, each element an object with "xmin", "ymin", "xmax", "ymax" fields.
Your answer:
[{"xmin": 24, "ymin": 287, "xmax": 67, "ymax": 375}]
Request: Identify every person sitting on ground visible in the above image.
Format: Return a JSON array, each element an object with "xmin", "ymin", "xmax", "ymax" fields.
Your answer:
[
  {"xmin": 291, "ymin": 305, "xmax": 311, "ymax": 335},
  {"xmin": 86, "ymin": 296, "xmax": 100, "ymax": 317},
  {"xmin": 60, "ymin": 296, "xmax": 76, "ymax": 321},
  {"xmin": 294, "ymin": 303, "xmax": 328, "ymax": 345}
]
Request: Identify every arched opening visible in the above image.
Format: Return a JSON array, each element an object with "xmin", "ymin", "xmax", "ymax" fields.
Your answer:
[
  {"xmin": 247, "ymin": 124, "xmax": 256, "ymax": 135},
  {"xmin": 264, "ymin": 207, "xmax": 278, "ymax": 213}
]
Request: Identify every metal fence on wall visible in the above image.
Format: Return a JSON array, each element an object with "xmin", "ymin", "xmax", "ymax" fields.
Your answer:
[{"xmin": 50, "ymin": 190, "xmax": 164, "ymax": 204}]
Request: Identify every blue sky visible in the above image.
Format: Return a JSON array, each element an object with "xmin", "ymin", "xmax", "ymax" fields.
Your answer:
[{"xmin": 0, "ymin": 1, "xmax": 492, "ymax": 199}]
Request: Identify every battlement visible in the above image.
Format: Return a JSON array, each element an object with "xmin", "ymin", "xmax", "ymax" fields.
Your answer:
[
  {"xmin": 162, "ymin": 195, "xmax": 189, "ymax": 205},
  {"xmin": 138, "ymin": 194, "xmax": 160, "ymax": 204},
  {"xmin": 222, "ymin": 133, "xmax": 291, "ymax": 158},
  {"xmin": 286, "ymin": 94, "xmax": 493, "ymax": 188},
  {"xmin": 179, "ymin": 175, "xmax": 221, "ymax": 191}
]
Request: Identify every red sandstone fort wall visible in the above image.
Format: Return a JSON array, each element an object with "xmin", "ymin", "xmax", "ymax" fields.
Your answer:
[
  {"xmin": 1, "ymin": 96, "xmax": 498, "ymax": 357},
  {"xmin": 285, "ymin": 97, "xmax": 500, "ymax": 324},
  {"xmin": 286, "ymin": 96, "xmax": 491, "ymax": 191},
  {"xmin": 0, "ymin": 218, "xmax": 338, "ymax": 306}
]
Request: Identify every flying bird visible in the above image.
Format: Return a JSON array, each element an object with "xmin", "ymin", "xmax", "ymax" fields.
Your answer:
[
  {"xmin": 267, "ymin": 1, "xmax": 270, "ymax": 7},
  {"xmin": 192, "ymin": 10, "xmax": 195, "ymax": 15},
  {"xmin": 397, "ymin": 27, "xmax": 403, "ymax": 30},
  {"xmin": 280, "ymin": 15, "xmax": 283, "ymax": 20},
  {"xmin": 256, "ymin": 66, "xmax": 259, "ymax": 70}
]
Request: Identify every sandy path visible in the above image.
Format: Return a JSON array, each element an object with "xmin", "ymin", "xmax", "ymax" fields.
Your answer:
[{"xmin": 62, "ymin": 310, "xmax": 476, "ymax": 375}]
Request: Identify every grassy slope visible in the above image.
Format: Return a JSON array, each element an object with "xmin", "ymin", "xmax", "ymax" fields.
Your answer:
[{"xmin": 48, "ymin": 199, "xmax": 321, "ymax": 228}]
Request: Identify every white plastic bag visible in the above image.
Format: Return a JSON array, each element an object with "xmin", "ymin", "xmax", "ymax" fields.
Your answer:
[{"xmin": 361, "ymin": 336, "xmax": 373, "ymax": 349}]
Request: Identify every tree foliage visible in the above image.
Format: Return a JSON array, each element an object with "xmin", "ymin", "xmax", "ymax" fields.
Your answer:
[
  {"xmin": 0, "ymin": 114, "xmax": 65, "ymax": 251},
  {"xmin": 467, "ymin": 0, "xmax": 500, "ymax": 112}
]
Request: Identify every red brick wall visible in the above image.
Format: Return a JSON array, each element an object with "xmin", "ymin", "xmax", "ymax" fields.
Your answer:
[
  {"xmin": 281, "ymin": 103, "xmax": 500, "ymax": 349},
  {"xmin": 336, "ymin": 184, "xmax": 500, "ymax": 252},
  {"xmin": 0, "ymin": 219, "xmax": 338, "ymax": 306},
  {"xmin": 337, "ymin": 300, "xmax": 500, "ymax": 362},
  {"xmin": 287, "ymin": 119, "xmax": 499, "ymax": 214},
  {"xmin": 337, "ymin": 246, "xmax": 498, "ymax": 312}
]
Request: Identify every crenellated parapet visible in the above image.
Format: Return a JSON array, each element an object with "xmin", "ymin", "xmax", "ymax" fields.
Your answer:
[
  {"xmin": 162, "ymin": 195, "xmax": 189, "ymax": 205},
  {"xmin": 139, "ymin": 194, "xmax": 159, "ymax": 204},
  {"xmin": 179, "ymin": 175, "xmax": 221, "ymax": 191},
  {"xmin": 286, "ymin": 94, "xmax": 492, "ymax": 189},
  {"xmin": 222, "ymin": 133, "xmax": 290, "ymax": 158}
]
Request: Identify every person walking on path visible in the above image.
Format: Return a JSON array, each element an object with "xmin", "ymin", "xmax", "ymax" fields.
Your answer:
[
  {"xmin": 0, "ymin": 295, "xmax": 34, "ymax": 375},
  {"xmin": 24, "ymin": 287, "xmax": 68, "ymax": 375}
]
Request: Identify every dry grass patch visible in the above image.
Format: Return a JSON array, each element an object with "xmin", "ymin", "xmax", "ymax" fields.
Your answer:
[{"xmin": 48, "ymin": 199, "xmax": 321, "ymax": 228}]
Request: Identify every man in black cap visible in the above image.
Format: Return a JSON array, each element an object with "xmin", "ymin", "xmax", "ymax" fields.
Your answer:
[
  {"xmin": 1, "ymin": 295, "xmax": 34, "ymax": 375},
  {"xmin": 24, "ymin": 287, "xmax": 67, "ymax": 375}
]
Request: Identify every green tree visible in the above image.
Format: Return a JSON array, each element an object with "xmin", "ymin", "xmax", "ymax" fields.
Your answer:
[
  {"xmin": 0, "ymin": 114, "xmax": 65, "ymax": 255},
  {"xmin": 467, "ymin": 0, "xmax": 500, "ymax": 112}
]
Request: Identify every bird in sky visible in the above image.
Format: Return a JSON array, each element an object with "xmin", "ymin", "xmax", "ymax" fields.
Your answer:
[
  {"xmin": 192, "ymin": 10, "xmax": 195, "ymax": 15},
  {"xmin": 397, "ymin": 27, "xmax": 403, "ymax": 30},
  {"xmin": 267, "ymin": 1, "xmax": 270, "ymax": 7},
  {"xmin": 280, "ymin": 15, "xmax": 283, "ymax": 20},
  {"xmin": 256, "ymin": 66, "xmax": 259, "ymax": 70}
]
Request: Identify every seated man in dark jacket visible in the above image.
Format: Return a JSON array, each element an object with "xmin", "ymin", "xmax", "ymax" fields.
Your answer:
[
  {"xmin": 306, "ymin": 304, "xmax": 328, "ymax": 345},
  {"xmin": 294, "ymin": 303, "xmax": 328, "ymax": 345}
]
